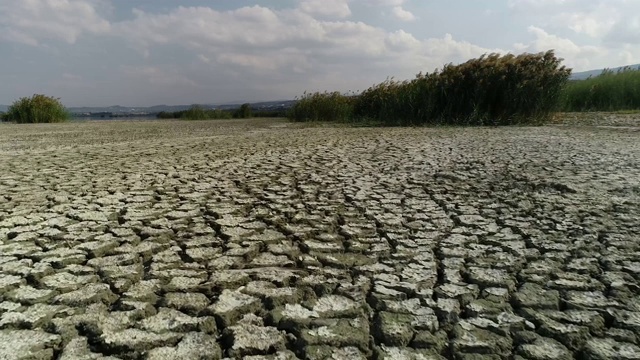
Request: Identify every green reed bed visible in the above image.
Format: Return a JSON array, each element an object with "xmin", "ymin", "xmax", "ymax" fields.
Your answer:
[
  {"xmin": 560, "ymin": 68, "xmax": 640, "ymax": 112},
  {"xmin": 287, "ymin": 91, "xmax": 356, "ymax": 122},
  {"xmin": 289, "ymin": 50, "xmax": 571, "ymax": 126}
]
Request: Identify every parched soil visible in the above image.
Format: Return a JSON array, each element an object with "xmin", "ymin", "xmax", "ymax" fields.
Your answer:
[{"xmin": 0, "ymin": 118, "xmax": 639, "ymax": 360}]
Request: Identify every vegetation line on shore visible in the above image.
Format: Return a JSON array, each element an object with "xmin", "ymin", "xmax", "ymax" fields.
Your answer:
[
  {"xmin": 3, "ymin": 50, "xmax": 640, "ymax": 125},
  {"xmin": 289, "ymin": 50, "xmax": 570, "ymax": 126},
  {"xmin": 560, "ymin": 67, "xmax": 640, "ymax": 112}
]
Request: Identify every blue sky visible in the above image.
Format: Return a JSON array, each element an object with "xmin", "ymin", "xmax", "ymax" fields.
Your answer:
[{"xmin": 1, "ymin": 0, "xmax": 638, "ymax": 107}]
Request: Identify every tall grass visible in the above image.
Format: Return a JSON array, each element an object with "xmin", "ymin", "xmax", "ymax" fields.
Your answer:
[
  {"xmin": 5, "ymin": 94, "xmax": 69, "ymax": 123},
  {"xmin": 289, "ymin": 50, "xmax": 571, "ymax": 126},
  {"xmin": 354, "ymin": 78, "xmax": 425, "ymax": 126},
  {"xmin": 560, "ymin": 68, "xmax": 640, "ymax": 112},
  {"xmin": 287, "ymin": 91, "xmax": 355, "ymax": 122}
]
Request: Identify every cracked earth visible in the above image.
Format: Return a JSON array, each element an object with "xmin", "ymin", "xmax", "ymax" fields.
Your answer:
[{"xmin": 0, "ymin": 118, "xmax": 639, "ymax": 360}]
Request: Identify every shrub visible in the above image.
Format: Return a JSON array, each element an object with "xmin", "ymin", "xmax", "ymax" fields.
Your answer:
[
  {"xmin": 0, "ymin": 112, "xmax": 6, "ymax": 122},
  {"xmin": 5, "ymin": 94, "xmax": 69, "ymax": 123},
  {"xmin": 559, "ymin": 67, "xmax": 640, "ymax": 112}
]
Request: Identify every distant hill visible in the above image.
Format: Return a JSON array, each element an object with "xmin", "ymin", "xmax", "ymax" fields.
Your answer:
[
  {"xmin": 571, "ymin": 64, "xmax": 640, "ymax": 80},
  {"xmin": 0, "ymin": 105, "xmax": 7, "ymax": 112}
]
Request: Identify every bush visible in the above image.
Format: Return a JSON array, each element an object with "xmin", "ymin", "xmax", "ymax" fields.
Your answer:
[
  {"xmin": 559, "ymin": 67, "xmax": 640, "ymax": 112},
  {"xmin": 5, "ymin": 94, "xmax": 69, "ymax": 123},
  {"xmin": 289, "ymin": 50, "xmax": 571, "ymax": 126},
  {"xmin": 0, "ymin": 112, "xmax": 6, "ymax": 122}
]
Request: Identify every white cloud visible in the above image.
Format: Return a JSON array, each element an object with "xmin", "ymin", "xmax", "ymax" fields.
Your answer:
[
  {"xmin": 505, "ymin": 0, "xmax": 640, "ymax": 68},
  {"xmin": 566, "ymin": 12, "xmax": 617, "ymax": 38},
  {"xmin": 298, "ymin": 0, "xmax": 351, "ymax": 18},
  {"xmin": 515, "ymin": 26, "xmax": 640, "ymax": 71},
  {"xmin": 508, "ymin": 0, "xmax": 640, "ymax": 44},
  {"xmin": 0, "ymin": 0, "xmax": 110, "ymax": 45},
  {"xmin": 121, "ymin": 65, "xmax": 199, "ymax": 88},
  {"xmin": 365, "ymin": 0, "xmax": 406, "ymax": 6},
  {"xmin": 108, "ymin": 4, "xmax": 503, "ymax": 98},
  {"xmin": 424, "ymin": 34, "xmax": 505, "ymax": 63},
  {"xmin": 507, "ymin": 0, "xmax": 575, "ymax": 10},
  {"xmin": 541, "ymin": 2, "xmax": 621, "ymax": 39},
  {"xmin": 4, "ymin": 0, "xmax": 640, "ymax": 106},
  {"xmin": 526, "ymin": 26, "xmax": 585, "ymax": 54},
  {"xmin": 385, "ymin": 30, "xmax": 420, "ymax": 49},
  {"xmin": 114, "ymin": 5, "xmax": 496, "ymax": 71},
  {"xmin": 391, "ymin": 6, "xmax": 416, "ymax": 22},
  {"xmin": 62, "ymin": 73, "xmax": 82, "ymax": 81},
  {"xmin": 605, "ymin": 14, "xmax": 640, "ymax": 45},
  {"xmin": 115, "ymin": 6, "xmax": 295, "ymax": 51}
]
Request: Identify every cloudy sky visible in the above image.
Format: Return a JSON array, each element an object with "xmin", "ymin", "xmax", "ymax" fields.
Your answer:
[{"xmin": 1, "ymin": 0, "xmax": 638, "ymax": 107}]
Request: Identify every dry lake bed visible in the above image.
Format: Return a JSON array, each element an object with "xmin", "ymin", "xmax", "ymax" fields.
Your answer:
[{"xmin": 0, "ymin": 118, "xmax": 639, "ymax": 359}]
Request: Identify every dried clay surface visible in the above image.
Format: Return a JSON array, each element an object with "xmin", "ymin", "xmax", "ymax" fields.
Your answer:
[{"xmin": 0, "ymin": 118, "xmax": 639, "ymax": 360}]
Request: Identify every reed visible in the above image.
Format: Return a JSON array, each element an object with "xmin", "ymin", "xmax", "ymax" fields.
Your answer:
[
  {"xmin": 560, "ymin": 67, "xmax": 640, "ymax": 112},
  {"xmin": 289, "ymin": 50, "xmax": 571, "ymax": 126},
  {"xmin": 287, "ymin": 91, "xmax": 355, "ymax": 122}
]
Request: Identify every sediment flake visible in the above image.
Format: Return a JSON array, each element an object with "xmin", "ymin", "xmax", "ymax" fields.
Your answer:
[{"xmin": 0, "ymin": 118, "xmax": 638, "ymax": 358}]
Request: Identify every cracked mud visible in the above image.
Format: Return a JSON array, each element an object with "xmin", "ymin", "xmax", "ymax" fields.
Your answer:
[{"xmin": 0, "ymin": 118, "xmax": 639, "ymax": 359}]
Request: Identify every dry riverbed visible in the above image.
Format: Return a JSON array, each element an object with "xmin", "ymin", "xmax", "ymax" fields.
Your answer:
[{"xmin": 0, "ymin": 118, "xmax": 639, "ymax": 359}]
